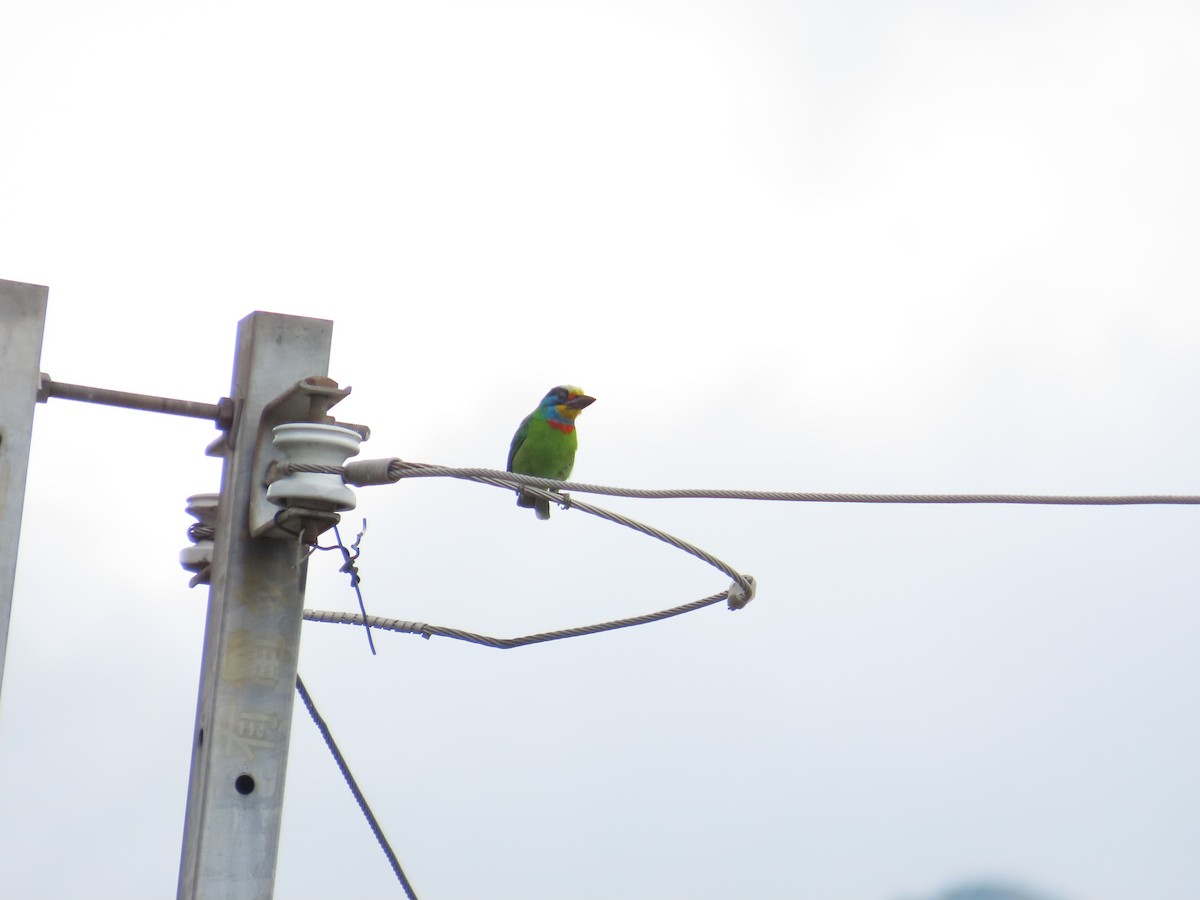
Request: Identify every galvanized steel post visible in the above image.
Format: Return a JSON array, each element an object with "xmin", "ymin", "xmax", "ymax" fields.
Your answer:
[
  {"xmin": 0, "ymin": 279, "xmax": 48, "ymax": 703},
  {"xmin": 176, "ymin": 312, "xmax": 333, "ymax": 900}
]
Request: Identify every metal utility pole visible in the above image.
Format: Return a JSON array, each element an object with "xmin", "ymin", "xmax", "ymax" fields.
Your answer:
[
  {"xmin": 0, "ymin": 279, "xmax": 48, "ymax": 702},
  {"xmin": 177, "ymin": 312, "xmax": 333, "ymax": 900}
]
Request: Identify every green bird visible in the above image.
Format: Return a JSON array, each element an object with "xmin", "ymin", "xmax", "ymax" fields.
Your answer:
[{"xmin": 507, "ymin": 385, "xmax": 596, "ymax": 519}]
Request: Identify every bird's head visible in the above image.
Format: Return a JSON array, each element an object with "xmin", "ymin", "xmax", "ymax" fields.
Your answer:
[{"xmin": 540, "ymin": 385, "xmax": 595, "ymax": 422}]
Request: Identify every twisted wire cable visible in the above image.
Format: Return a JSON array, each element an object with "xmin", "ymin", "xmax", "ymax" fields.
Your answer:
[
  {"xmin": 295, "ymin": 674, "xmax": 420, "ymax": 899},
  {"xmin": 387, "ymin": 462, "xmax": 1200, "ymax": 506},
  {"xmin": 546, "ymin": 491, "xmax": 751, "ymax": 593},
  {"xmin": 304, "ymin": 591, "xmax": 731, "ymax": 649},
  {"xmin": 286, "ymin": 460, "xmax": 1200, "ymax": 505}
]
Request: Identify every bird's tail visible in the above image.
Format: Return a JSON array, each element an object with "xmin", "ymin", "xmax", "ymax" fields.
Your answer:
[{"xmin": 516, "ymin": 489, "xmax": 552, "ymax": 520}]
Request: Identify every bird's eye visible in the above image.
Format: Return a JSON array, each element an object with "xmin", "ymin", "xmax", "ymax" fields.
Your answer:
[{"xmin": 553, "ymin": 388, "xmax": 568, "ymax": 402}]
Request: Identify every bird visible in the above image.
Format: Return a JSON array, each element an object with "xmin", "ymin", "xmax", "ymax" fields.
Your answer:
[{"xmin": 507, "ymin": 385, "xmax": 596, "ymax": 519}]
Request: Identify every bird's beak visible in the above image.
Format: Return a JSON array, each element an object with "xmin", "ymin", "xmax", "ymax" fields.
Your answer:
[{"xmin": 565, "ymin": 394, "xmax": 595, "ymax": 410}]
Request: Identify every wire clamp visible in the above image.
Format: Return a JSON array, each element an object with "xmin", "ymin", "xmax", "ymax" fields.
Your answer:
[
  {"xmin": 726, "ymin": 575, "xmax": 756, "ymax": 611},
  {"xmin": 344, "ymin": 457, "xmax": 402, "ymax": 486}
]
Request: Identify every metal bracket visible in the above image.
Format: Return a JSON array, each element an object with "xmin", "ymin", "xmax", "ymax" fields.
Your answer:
[{"xmin": 248, "ymin": 376, "xmax": 363, "ymax": 539}]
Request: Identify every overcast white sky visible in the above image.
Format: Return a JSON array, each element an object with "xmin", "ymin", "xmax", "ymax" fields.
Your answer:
[{"xmin": 2, "ymin": 1, "xmax": 1199, "ymax": 898}]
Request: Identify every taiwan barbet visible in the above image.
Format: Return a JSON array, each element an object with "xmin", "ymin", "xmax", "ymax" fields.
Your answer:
[{"xmin": 506, "ymin": 385, "xmax": 596, "ymax": 520}]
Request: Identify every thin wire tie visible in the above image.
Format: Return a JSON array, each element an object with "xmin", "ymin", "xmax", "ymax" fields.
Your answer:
[{"xmin": 313, "ymin": 522, "xmax": 376, "ymax": 655}]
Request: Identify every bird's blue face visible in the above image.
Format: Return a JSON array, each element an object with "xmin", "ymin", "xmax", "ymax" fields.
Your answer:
[
  {"xmin": 539, "ymin": 385, "xmax": 595, "ymax": 422},
  {"xmin": 540, "ymin": 386, "xmax": 571, "ymax": 409}
]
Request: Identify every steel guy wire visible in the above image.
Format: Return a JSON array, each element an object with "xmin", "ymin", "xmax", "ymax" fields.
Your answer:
[{"xmin": 295, "ymin": 674, "xmax": 419, "ymax": 899}]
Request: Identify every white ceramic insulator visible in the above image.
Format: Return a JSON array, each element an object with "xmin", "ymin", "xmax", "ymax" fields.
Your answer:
[
  {"xmin": 179, "ymin": 545, "xmax": 212, "ymax": 573},
  {"xmin": 185, "ymin": 493, "xmax": 220, "ymax": 525},
  {"xmin": 181, "ymin": 493, "xmax": 220, "ymax": 574},
  {"xmin": 267, "ymin": 423, "xmax": 362, "ymax": 512}
]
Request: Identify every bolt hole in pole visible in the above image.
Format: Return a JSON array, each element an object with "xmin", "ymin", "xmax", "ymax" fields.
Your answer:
[{"xmin": 234, "ymin": 774, "xmax": 256, "ymax": 796}]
